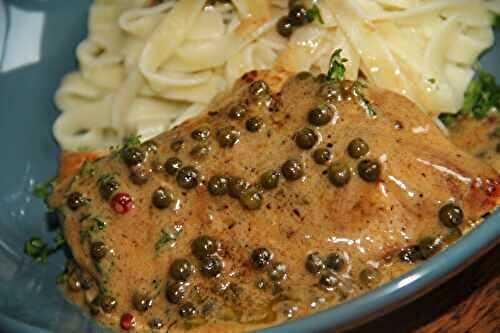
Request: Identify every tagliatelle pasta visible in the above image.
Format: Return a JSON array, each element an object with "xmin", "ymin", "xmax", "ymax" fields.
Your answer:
[{"xmin": 53, "ymin": 0, "xmax": 500, "ymax": 151}]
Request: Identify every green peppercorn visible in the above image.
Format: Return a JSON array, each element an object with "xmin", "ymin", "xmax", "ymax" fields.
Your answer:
[
  {"xmin": 166, "ymin": 281, "xmax": 187, "ymax": 304},
  {"xmin": 308, "ymin": 105, "xmax": 333, "ymax": 126},
  {"xmin": 228, "ymin": 177, "xmax": 251, "ymax": 198},
  {"xmin": 142, "ymin": 140, "xmax": 158, "ymax": 154},
  {"xmin": 170, "ymin": 259, "xmax": 194, "ymax": 281},
  {"xmin": 190, "ymin": 144, "xmax": 211, "ymax": 160},
  {"xmin": 191, "ymin": 126, "xmax": 211, "ymax": 141},
  {"xmin": 240, "ymin": 189, "xmax": 263, "ymax": 210},
  {"xmin": 347, "ymin": 138, "xmax": 369, "ymax": 159},
  {"xmin": 359, "ymin": 267, "xmax": 380, "ymax": 287},
  {"xmin": 165, "ymin": 157, "xmax": 183, "ymax": 175},
  {"xmin": 176, "ymin": 166, "xmax": 200, "ymax": 189},
  {"xmin": 260, "ymin": 170, "xmax": 281, "ymax": 190},
  {"xmin": 133, "ymin": 292, "xmax": 153, "ymax": 312},
  {"xmin": 295, "ymin": 128, "xmax": 319, "ymax": 150},
  {"xmin": 200, "ymin": 256, "xmax": 223, "ymax": 277},
  {"xmin": 438, "ymin": 203, "xmax": 464, "ymax": 228},
  {"xmin": 320, "ymin": 270, "xmax": 339, "ymax": 288},
  {"xmin": 296, "ymin": 71, "xmax": 313, "ymax": 80},
  {"xmin": 130, "ymin": 165, "xmax": 152, "ymax": 185},
  {"xmin": 192, "ymin": 235, "xmax": 218, "ymax": 260},
  {"xmin": 282, "ymin": 159, "xmax": 304, "ymax": 181},
  {"xmin": 208, "ymin": 176, "xmax": 229, "ymax": 196},
  {"xmin": 79, "ymin": 275, "xmax": 93, "ymax": 290},
  {"xmin": 179, "ymin": 302, "xmax": 197, "ymax": 319},
  {"xmin": 170, "ymin": 139, "xmax": 185, "ymax": 152},
  {"xmin": 313, "ymin": 148, "xmax": 332, "ymax": 164},
  {"xmin": 358, "ymin": 159, "xmax": 381, "ymax": 182},
  {"xmin": 399, "ymin": 246, "xmax": 422, "ymax": 263},
  {"xmin": 249, "ymin": 80, "xmax": 270, "ymax": 98},
  {"xmin": 67, "ymin": 273, "xmax": 82, "ymax": 292},
  {"xmin": 121, "ymin": 147, "xmax": 145, "ymax": 167},
  {"xmin": 290, "ymin": 5, "xmax": 309, "ymax": 26},
  {"xmin": 268, "ymin": 262, "xmax": 287, "ymax": 281},
  {"xmin": 217, "ymin": 126, "xmax": 240, "ymax": 148},
  {"xmin": 101, "ymin": 295, "xmax": 117, "ymax": 313},
  {"xmin": 149, "ymin": 318, "xmax": 164, "ymax": 330},
  {"xmin": 315, "ymin": 73, "xmax": 328, "ymax": 83},
  {"xmin": 419, "ymin": 237, "xmax": 441, "ymax": 259},
  {"xmin": 99, "ymin": 179, "xmax": 119, "ymax": 200},
  {"xmin": 228, "ymin": 104, "xmax": 248, "ymax": 119},
  {"xmin": 251, "ymin": 248, "xmax": 273, "ymax": 268},
  {"xmin": 318, "ymin": 82, "xmax": 341, "ymax": 101},
  {"xmin": 90, "ymin": 241, "xmax": 107, "ymax": 260},
  {"xmin": 325, "ymin": 252, "xmax": 346, "ymax": 272},
  {"xmin": 246, "ymin": 117, "xmax": 264, "ymax": 132},
  {"xmin": 152, "ymin": 187, "xmax": 174, "ymax": 209},
  {"xmin": 67, "ymin": 192, "xmax": 85, "ymax": 211},
  {"xmin": 267, "ymin": 96, "xmax": 281, "ymax": 112},
  {"xmin": 276, "ymin": 16, "xmax": 294, "ymax": 37},
  {"xmin": 305, "ymin": 252, "xmax": 325, "ymax": 274},
  {"xmin": 328, "ymin": 162, "xmax": 351, "ymax": 187}
]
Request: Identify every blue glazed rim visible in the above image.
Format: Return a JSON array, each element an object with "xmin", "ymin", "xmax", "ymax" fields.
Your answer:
[{"xmin": 0, "ymin": 1, "xmax": 499, "ymax": 332}]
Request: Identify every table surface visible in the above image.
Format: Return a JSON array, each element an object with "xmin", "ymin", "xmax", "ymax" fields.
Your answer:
[{"xmin": 349, "ymin": 244, "xmax": 500, "ymax": 333}]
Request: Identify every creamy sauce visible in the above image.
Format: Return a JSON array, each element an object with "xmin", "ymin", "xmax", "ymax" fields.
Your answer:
[
  {"xmin": 449, "ymin": 113, "xmax": 500, "ymax": 172},
  {"xmin": 50, "ymin": 71, "xmax": 499, "ymax": 333}
]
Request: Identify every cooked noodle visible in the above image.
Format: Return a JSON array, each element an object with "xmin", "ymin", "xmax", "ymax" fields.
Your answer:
[{"xmin": 53, "ymin": 0, "xmax": 500, "ymax": 151}]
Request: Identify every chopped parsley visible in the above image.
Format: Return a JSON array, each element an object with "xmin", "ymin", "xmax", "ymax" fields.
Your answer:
[
  {"xmin": 326, "ymin": 49, "xmax": 348, "ymax": 83},
  {"xmin": 79, "ymin": 160, "xmax": 96, "ymax": 176},
  {"xmin": 56, "ymin": 271, "xmax": 68, "ymax": 285},
  {"xmin": 24, "ymin": 233, "xmax": 66, "ymax": 264},
  {"xmin": 306, "ymin": 5, "xmax": 324, "ymax": 24},
  {"xmin": 124, "ymin": 134, "xmax": 142, "ymax": 147},
  {"xmin": 155, "ymin": 226, "xmax": 183, "ymax": 252},
  {"xmin": 98, "ymin": 173, "xmax": 117, "ymax": 185},
  {"xmin": 439, "ymin": 70, "xmax": 499, "ymax": 126},
  {"xmin": 354, "ymin": 80, "xmax": 377, "ymax": 118},
  {"xmin": 33, "ymin": 178, "xmax": 56, "ymax": 200}
]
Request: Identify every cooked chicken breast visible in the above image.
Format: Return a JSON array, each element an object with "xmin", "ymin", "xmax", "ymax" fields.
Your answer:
[{"xmin": 50, "ymin": 70, "xmax": 499, "ymax": 333}]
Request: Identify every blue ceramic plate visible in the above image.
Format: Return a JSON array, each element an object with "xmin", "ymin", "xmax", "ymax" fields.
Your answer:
[{"xmin": 0, "ymin": 1, "xmax": 499, "ymax": 332}]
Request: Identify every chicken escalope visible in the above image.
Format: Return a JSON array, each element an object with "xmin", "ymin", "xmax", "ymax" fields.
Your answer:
[{"xmin": 50, "ymin": 70, "xmax": 499, "ymax": 333}]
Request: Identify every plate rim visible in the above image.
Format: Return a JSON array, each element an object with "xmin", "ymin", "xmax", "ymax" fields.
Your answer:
[{"xmin": 0, "ymin": 1, "xmax": 499, "ymax": 332}]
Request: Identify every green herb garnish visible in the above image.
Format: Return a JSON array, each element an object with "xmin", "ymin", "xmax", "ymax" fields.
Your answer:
[
  {"xmin": 24, "ymin": 233, "xmax": 66, "ymax": 264},
  {"xmin": 24, "ymin": 237, "xmax": 49, "ymax": 263},
  {"xmin": 124, "ymin": 134, "xmax": 142, "ymax": 147},
  {"xmin": 155, "ymin": 230, "xmax": 177, "ymax": 251},
  {"xmin": 94, "ymin": 217, "xmax": 107, "ymax": 231},
  {"xmin": 354, "ymin": 80, "xmax": 377, "ymax": 118},
  {"xmin": 97, "ymin": 173, "xmax": 117, "ymax": 185},
  {"xmin": 155, "ymin": 226, "xmax": 183, "ymax": 252},
  {"xmin": 56, "ymin": 271, "xmax": 68, "ymax": 285},
  {"xmin": 80, "ymin": 160, "xmax": 96, "ymax": 176},
  {"xmin": 33, "ymin": 178, "xmax": 56, "ymax": 200},
  {"xmin": 326, "ymin": 49, "xmax": 348, "ymax": 83},
  {"xmin": 439, "ymin": 70, "xmax": 499, "ymax": 126},
  {"xmin": 306, "ymin": 5, "xmax": 324, "ymax": 24}
]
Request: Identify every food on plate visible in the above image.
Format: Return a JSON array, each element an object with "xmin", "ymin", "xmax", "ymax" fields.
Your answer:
[
  {"xmin": 23, "ymin": 0, "xmax": 500, "ymax": 332},
  {"xmin": 52, "ymin": 0, "xmax": 499, "ymax": 150},
  {"xmin": 46, "ymin": 69, "xmax": 499, "ymax": 332}
]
